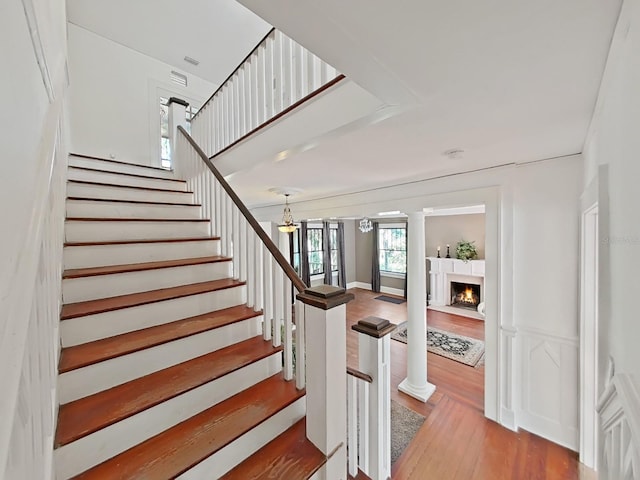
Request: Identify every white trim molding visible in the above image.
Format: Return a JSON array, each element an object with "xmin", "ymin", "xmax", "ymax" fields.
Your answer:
[
  {"xmin": 517, "ymin": 327, "xmax": 579, "ymax": 450},
  {"xmin": 597, "ymin": 372, "xmax": 640, "ymax": 480}
]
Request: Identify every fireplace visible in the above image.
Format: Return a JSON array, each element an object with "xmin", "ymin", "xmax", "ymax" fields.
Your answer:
[{"xmin": 450, "ymin": 281, "xmax": 481, "ymax": 310}]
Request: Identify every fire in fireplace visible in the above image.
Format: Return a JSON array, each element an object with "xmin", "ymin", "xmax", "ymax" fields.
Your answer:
[{"xmin": 450, "ymin": 282, "xmax": 481, "ymax": 310}]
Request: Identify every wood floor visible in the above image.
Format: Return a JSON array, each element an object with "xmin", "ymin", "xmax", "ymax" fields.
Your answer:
[{"xmin": 345, "ymin": 288, "xmax": 594, "ymax": 480}]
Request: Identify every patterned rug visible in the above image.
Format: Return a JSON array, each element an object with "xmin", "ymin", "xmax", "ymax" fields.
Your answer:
[
  {"xmin": 391, "ymin": 400, "xmax": 425, "ymax": 465},
  {"xmin": 391, "ymin": 322, "xmax": 485, "ymax": 367}
]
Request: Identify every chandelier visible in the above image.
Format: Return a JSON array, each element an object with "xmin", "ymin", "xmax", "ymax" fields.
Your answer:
[
  {"xmin": 359, "ymin": 217, "xmax": 373, "ymax": 233},
  {"xmin": 278, "ymin": 194, "xmax": 297, "ymax": 233}
]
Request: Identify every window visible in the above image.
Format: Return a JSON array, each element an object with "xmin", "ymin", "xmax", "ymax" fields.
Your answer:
[
  {"xmin": 307, "ymin": 228, "xmax": 324, "ymax": 275},
  {"xmin": 292, "ymin": 226, "xmax": 339, "ymax": 276},
  {"xmin": 330, "ymin": 228, "xmax": 338, "ymax": 272},
  {"xmin": 160, "ymin": 97, "xmax": 198, "ymax": 169},
  {"xmin": 292, "ymin": 229, "xmax": 300, "ymax": 274},
  {"xmin": 379, "ymin": 226, "xmax": 407, "ymax": 274}
]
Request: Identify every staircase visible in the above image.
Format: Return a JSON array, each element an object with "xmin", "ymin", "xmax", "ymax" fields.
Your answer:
[{"xmin": 54, "ymin": 155, "xmax": 326, "ymax": 479}]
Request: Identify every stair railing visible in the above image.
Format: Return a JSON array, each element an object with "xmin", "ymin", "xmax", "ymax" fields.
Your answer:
[
  {"xmin": 190, "ymin": 28, "xmax": 343, "ymax": 159},
  {"xmin": 176, "ymin": 125, "xmax": 306, "ymax": 386},
  {"xmin": 347, "ymin": 318, "xmax": 396, "ymax": 480},
  {"xmin": 597, "ymin": 359, "xmax": 640, "ymax": 479}
]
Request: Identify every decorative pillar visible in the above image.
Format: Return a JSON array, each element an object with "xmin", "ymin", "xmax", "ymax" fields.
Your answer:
[
  {"xmin": 167, "ymin": 97, "xmax": 189, "ymax": 167},
  {"xmin": 297, "ymin": 285, "xmax": 354, "ymax": 480},
  {"xmin": 398, "ymin": 211, "xmax": 436, "ymax": 402},
  {"xmin": 352, "ymin": 316, "xmax": 396, "ymax": 480}
]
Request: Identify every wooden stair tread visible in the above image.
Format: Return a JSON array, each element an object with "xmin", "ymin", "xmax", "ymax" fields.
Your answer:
[
  {"xmin": 73, "ymin": 374, "xmax": 303, "ymax": 479},
  {"xmin": 70, "ymin": 153, "xmax": 173, "ymax": 172},
  {"xmin": 69, "ymin": 165, "xmax": 186, "ymax": 183},
  {"xmin": 220, "ymin": 419, "xmax": 325, "ymax": 479},
  {"xmin": 56, "ymin": 336, "xmax": 281, "ymax": 447},
  {"xmin": 59, "ymin": 305, "xmax": 261, "ymax": 373},
  {"xmin": 66, "ymin": 217, "xmax": 209, "ymax": 222},
  {"xmin": 63, "ymin": 255, "xmax": 231, "ymax": 279},
  {"xmin": 64, "ymin": 237, "xmax": 220, "ymax": 247},
  {"xmin": 66, "ymin": 196, "xmax": 200, "ymax": 207},
  {"xmin": 61, "ymin": 278, "xmax": 244, "ymax": 320},
  {"xmin": 67, "ymin": 179, "xmax": 194, "ymax": 194}
]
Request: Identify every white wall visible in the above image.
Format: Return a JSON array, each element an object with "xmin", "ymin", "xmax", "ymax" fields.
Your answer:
[
  {"xmin": 67, "ymin": 24, "xmax": 216, "ymax": 167},
  {"xmin": 0, "ymin": 0, "xmax": 69, "ymax": 478},
  {"xmin": 513, "ymin": 156, "xmax": 583, "ymax": 449},
  {"xmin": 250, "ymin": 154, "xmax": 583, "ymax": 449},
  {"xmin": 583, "ymin": 0, "xmax": 640, "ymax": 387}
]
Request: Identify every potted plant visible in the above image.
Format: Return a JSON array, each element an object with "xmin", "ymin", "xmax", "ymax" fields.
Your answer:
[{"xmin": 456, "ymin": 240, "xmax": 478, "ymax": 262}]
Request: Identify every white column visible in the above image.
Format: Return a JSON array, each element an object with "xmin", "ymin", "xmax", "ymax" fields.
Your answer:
[
  {"xmin": 353, "ymin": 317, "xmax": 395, "ymax": 480},
  {"xmin": 398, "ymin": 211, "xmax": 436, "ymax": 402},
  {"xmin": 298, "ymin": 285, "xmax": 354, "ymax": 480},
  {"xmin": 168, "ymin": 97, "xmax": 188, "ymax": 169}
]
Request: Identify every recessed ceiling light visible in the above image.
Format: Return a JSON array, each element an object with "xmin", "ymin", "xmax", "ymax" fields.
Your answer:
[
  {"xmin": 378, "ymin": 210, "xmax": 401, "ymax": 216},
  {"xmin": 443, "ymin": 148, "xmax": 465, "ymax": 160},
  {"xmin": 184, "ymin": 56, "xmax": 200, "ymax": 66}
]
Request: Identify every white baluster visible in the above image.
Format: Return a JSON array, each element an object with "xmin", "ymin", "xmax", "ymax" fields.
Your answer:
[
  {"xmin": 214, "ymin": 180, "xmax": 221, "ymax": 238},
  {"xmin": 232, "ymin": 207, "xmax": 240, "ymax": 279},
  {"xmin": 295, "ymin": 299, "xmax": 305, "ymax": 389},
  {"xmin": 257, "ymin": 46, "xmax": 266, "ymax": 124},
  {"xmin": 251, "ymin": 53, "xmax": 259, "ymax": 129},
  {"xmin": 283, "ymin": 272, "xmax": 293, "ymax": 380},
  {"xmin": 225, "ymin": 193, "xmax": 233, "ymax": 260},
  {"xmin": 265, "ymin": 34, "xmax": 274, "ymax": 119},
  {"xmin": 254, "ymin": 239, "xmax": 263, "ymax": 311},
  {"xmin": 263, "ymin": 245, "xmax": 273, "ymax": 341},
  {"xmin": 247, "ymin": 230, "xmax": 255, "ymax": 309},
  {"xmin": 347, "ymin": 375, "xmax": 358, "ymax": 477},
  {"xmin": 220, "ymin": 193, "xmax": 228, "ymax": 256},
  {"xmin": 281, "ymin": 35, "xmax": 292, "ymax": 109},
  {"xmin": 240, "ymin": 218, "xmax": 248, "ymax": 282},
  {"xmin": 273, "ymin": 30, "xmax": 283, "ymax": 114},
  {"xmin": 359, "ymin": 380, "xmax": 370, "ymax": 473},
  {"xmin": 273, "ymin": 263, "xmax": 283, "ymax": 347}
]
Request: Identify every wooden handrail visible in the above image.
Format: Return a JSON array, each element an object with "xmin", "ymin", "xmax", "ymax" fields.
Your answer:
[
  {"xmin": 347, "ymin": 366, "xmax": 373, "ymax": 384},
  {"xmin": 208, "ymin": 74, "xmax": 346, "ymax": 161},
  {"xmin": 177, "ymin": 126, "xmax": 307, "ymax": 293},
  {"xmin": 192, "ymin": 27, "xmax": 276, "ymax": 121}
]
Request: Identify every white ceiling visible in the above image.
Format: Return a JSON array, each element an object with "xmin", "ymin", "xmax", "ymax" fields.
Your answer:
[
  {"xmin": 67, "ymin": 0, "xmax": 623, "ymax": 212},
  {"xmin": 223, "ymin": 0, "xmax": 621, "ymax": 209},
  {"xmin": 67, "ymin": 0, "xmax": 271, "ymax": 85}
]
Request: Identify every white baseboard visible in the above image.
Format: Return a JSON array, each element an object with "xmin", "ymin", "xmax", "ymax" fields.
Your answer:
[
  {"xmin": 346, "ymin": 282, "xmax": 405, "ymax": 297},
  {"xmin": 500, "ymin": 407, "xmax": 517, "ymax": 432},
  {"xmin": 380, "ymin": 286, "xmax": 404, "ymax": 297}
]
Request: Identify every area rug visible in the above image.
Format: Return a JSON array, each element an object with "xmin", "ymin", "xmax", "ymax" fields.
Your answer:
[
  {"xmin": 391, "ymin": 400, "xmax": 425, "ymax": 465},
  {"xmin": 375, "ymin": 295, "xmax": 406, "ymax": 304},
  {"xmin": 391, "ymin": 322, "xmax": 485, "ymax": 367}
]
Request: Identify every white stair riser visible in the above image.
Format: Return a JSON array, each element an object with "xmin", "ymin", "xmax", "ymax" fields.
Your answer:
[
  {"xmin": 65, "ymin": 220, "xmax": 210, "ymax": 242},
  {"xmin": 68, "ymin": 168, "xmax": 187, "ymax": 192},
  {"xmin": 58, "ymin": 316, "xmax": 262, "ymax": 404},
  {"xmin": 69, "ymin": 156, "xmax": 176, "ymax": 179},
  {"xmin": 63, "ymin": 240, "xmax": 221, "ymax": 269},
  {"xmin": 63, "ymin": 261, "xmax": 233, "ymax": 303},
  {"xmin": 66, "ymin": 200, "xmax": 201, "ymax": 220},
  {"xmin": 179, "ymin": 397, "xmax": 306, "ymax": 479},
  {"xmin": 67, "ymin": 182, "xmax": 194, "ymax": 204},
  {"xmin": 54, "ymin": 355, "xmax": 282, "ymax": 480},
  {"xmin": 61, "ymin": 286, "xmax": 246, "ymax": 346}
]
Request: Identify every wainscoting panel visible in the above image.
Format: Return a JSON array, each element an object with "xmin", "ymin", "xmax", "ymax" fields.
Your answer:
[
  {"xmin": 500, "ymin": 327, "xmax": 517, "ymax": 431},
  {"xmin": 518, "ymin": 328, "xmax": 579, "ymax": 450}
]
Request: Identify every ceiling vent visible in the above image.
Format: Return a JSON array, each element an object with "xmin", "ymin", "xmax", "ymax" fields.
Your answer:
[
  {"xmin": 184, "ymin": 56, "xmax": 200, "ymax": 66},
  {"xmin": 170, "ymin": 71, "xmax": 188, "ymax": 87}
]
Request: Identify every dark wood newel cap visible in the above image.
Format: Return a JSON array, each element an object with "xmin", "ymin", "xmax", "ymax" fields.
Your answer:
[
  {"xmin": 296, "ymin": 284, "xmax": 354, "ymax": 310},
  {"xmin": 168, "ymin": 97, "xmax": 189, "ymax": 107},
  {"xmin": 352, "ymin": 316, "xmax": 396, "ymax": 338}
]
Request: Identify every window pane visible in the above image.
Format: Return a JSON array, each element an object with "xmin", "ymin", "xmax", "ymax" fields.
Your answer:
[
  {"xmin": 307, "ymin": 228, "xmax": 324, "ymax": 274},
  {"xmin": 378, "ymin": 227, "xmax": 406, "ymax": 273}
]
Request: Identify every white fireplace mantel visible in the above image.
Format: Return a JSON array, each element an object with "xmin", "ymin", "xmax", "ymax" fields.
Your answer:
[{"xmin": 427, "ymin": 257, "xmax": 485, "ymax": 307}]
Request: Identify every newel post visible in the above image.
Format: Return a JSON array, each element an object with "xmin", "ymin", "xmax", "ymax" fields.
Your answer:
[
  {"xmin": 352, "ymin": 317, "xmax": 396, "ymax": 480},
  {"xmin": 297, "ymin": 285, "xmax": 354, "ymax": 480},
  {"xmin": 167, "ymin": 97, "xmax": 189, "ymax": 169}
]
